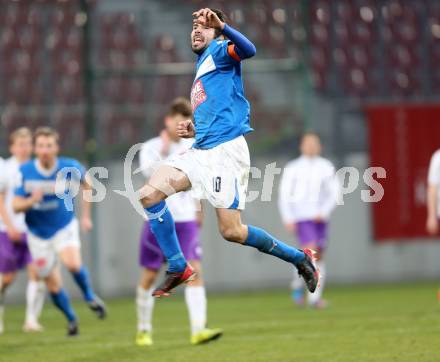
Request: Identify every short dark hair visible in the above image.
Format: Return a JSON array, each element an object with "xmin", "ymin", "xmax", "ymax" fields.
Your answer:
[
  {"xmin": 211, "ymin": 8, "xmax": 227, "ymax": 38},
  {"xmin": 34, "ymin": 126, "xmax": 60, "ymax": 143},
  {"xmin": 168, "ymin": 97, "xmax": 192, "ymax": 118}
]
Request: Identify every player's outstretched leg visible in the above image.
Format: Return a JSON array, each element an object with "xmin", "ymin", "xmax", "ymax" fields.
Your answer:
[
  {"xmin": 144, "ymin": 201, "xmax": 195, "ymax": 297},
  {"xmin": 217, "ymin": 210, "xmax": 319, "ymax": 293},
  {"xmin": 50, "ymin": 289, "xmax": 78, "ymax": 336},
  {"xmin": 135, "ymin": 268, "xmax": 157, "ymax": 347},
  {"xmin": 46, "ymin": 270, "xmax": 78, "ymax": 337},
  {"xmin": 0, "ymin": 273, "xmax": 17, "ymax": 334},
  {"xmin": 71, "ymin": 266, "xmax": 107, "ymax": 319},
  {"xmin": 185, "ymin": 261, "xmax": 223, "ymax": 345},
  {"xmin": 245, "ymin": 226, "xmax": 318, "ymax": 292},
  {"xmin": 60, "ymin": 247, "xmax": 107, "ymax": 319},
  {"xmin": 24, "ymin": 279, "xmax": 45, "ymax": 332},
  {"xmin": 23, "ymin": 262, "xmax": 45, "ymax": 332},
  {"xmin": 140, "ymin": 166, "xmax": 195, "ymax": 297}
]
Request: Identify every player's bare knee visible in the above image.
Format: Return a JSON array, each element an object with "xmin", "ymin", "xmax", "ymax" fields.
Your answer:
[
  {"xmin": 220, "ymin": 226, "xmax": 244, "ymax": 243},
  {"xmin": 66, "ymin": 263, "xmax": 81, "ymax": 273},
  {"xmin": 45, "ymin": 275, "xmax": 61, "ymax": 293},
  {"xmin": 140, "ymin": 187, "xmax": 164, "ymax": 208},
  {"xmin": 1, "ymin": 273, "xmax": 16, "ymax": 287}
]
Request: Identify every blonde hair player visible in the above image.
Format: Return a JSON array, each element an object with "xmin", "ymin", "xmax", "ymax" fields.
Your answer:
[{"xmin": 0, "ymin": 128, "xmax": 45, "ymax": 333}]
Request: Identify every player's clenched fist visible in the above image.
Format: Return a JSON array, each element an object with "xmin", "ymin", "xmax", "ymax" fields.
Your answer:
[
  {"xmin": 193, "ymin": 8, "xmax": 225, "ymax": 30},
  {"xmin": 31, "ymin": 189, "xmax": 44, "ymax": 203},
  {"xmin": 177, "ymin": 119, "xmax": 195, "ymax": 138}
]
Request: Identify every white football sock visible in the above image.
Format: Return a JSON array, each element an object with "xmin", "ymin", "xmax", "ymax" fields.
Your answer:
[
  {"xmin": 136, "ymin": 286, "xmax": 155, "ymax": 333},
  {"xmin": 291, "ymin": 268, "xmax": 304, "ymax": 290},
  {"xmin": 0, "ymin": 303, "xmax": 3, "ymax": 334},
  {"xmin": 34, "ymin": 281, "xmax": 46, "ymax": 320},
  {"xmin": 25, "ymin": 281, "xmax": 46, "ymax": 325},
  {"xmin": 308, "ymin": 261, "xmax": 326, "ymax": 305},
  {"xmin": 185, "ymin": 286, "xmax": 207, "ymax": 335},
  {"xmin": 0, "ymin": 276, "xmax": 4, "ymax": 333}
]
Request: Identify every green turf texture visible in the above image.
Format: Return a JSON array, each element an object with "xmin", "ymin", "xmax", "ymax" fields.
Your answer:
[{"xmin": 0, "ymin": 283, "xmax": 439, "ymax": 362}]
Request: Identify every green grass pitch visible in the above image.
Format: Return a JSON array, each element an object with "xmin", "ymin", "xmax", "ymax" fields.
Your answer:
[{"xmin": 1, "ymin": 283, "xmax": 439, "ymax": 362}]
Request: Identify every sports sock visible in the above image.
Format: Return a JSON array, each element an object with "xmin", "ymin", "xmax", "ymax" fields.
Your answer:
[
  {"xmin": 185, "ymin": 286, "xmax": 207, "ymax": 335},
  {"xmin": 145, "ymin": 201, "xmax": 187, "ymax": 273},
  {"xmin": 136, "ymin": 286, "xmax": 155, "ymax": 333},
  {"xmin": 50, "ymin": 289, "xmax": 76, "ymax": 322},
  {"xmin": 0, "ymin": 280, "xmax": 4, "ymax": 333},
  {"xmin": 308, "ymin": 261, "xmax": 326, "ymax": 305},
  {"xmin": 25, "ymin": 280, "xmax": 45, "ymax": 325},
  {"xmin": 291, "ymin": 268, "xmax": 304, "ymax": 290},
  {"xmin": 71, "ymin": 266, "xmax": 95, "ymax": 303},
  {"xmin": 34, "ymin": 281, "xmax": 46, "ymax": 320},
  {"xmin": 244, "ymin": 225, "xmax": 305, "ymax": 265}
]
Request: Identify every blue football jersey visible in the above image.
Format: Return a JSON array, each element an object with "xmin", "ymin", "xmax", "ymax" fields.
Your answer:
[
  {"xmin": 190, "ymin": 39, "xmax": 253, "ymax": 149},
  {"xmin": 15, "ymin": 157, "xmax": 86, "ymax": 239}
]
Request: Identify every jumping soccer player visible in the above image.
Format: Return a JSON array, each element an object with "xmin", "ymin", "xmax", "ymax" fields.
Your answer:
[
  {"xmin": 138, "ymin": 8, "xmax": 319, "ymax": 298},
  {"xmin": 278, "ymin": 133, "xmax": 339, "ymax": 308},
  {"xmin": 13, "ymin": 127, "xmax": 106, "ymax": 336},
  {"xmin": 136, "ymin": 98, "xmax": 222, "ymax": 346},
  {"xmin": 0, "ymin": 128, "xmax": 45, "ymax": 333}
]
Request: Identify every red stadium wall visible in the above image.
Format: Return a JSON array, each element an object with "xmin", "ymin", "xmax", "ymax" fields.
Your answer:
[{"xmin": 366, "ymin": 104, "xmax": 440, "ymax": 241}]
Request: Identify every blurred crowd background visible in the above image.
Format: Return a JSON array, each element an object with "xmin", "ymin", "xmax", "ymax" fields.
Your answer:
[{"xmin": 1, "ymin": 0, "xmax": 439, "ymax": 300}]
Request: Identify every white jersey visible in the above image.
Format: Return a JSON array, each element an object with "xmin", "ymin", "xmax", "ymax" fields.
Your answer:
[
  {"xmin": 0, "ymin": 156, "xmax": 27, "ymax": 232},
  {"xmin": 278, "ymin": 155, "xmax": 339, "ymax": 223},
  {"xmin": 139, "ymin": 136, "xmax": 198, "ymax": 222},
  {"xmin": 428, "ymin": 149, "xmax": 440, "ymax": 218}
]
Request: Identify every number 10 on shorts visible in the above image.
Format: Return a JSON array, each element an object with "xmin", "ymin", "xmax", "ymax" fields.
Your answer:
[{"xmin": 213, "ymin": 177, "xmax": 221, "ymax": 193}]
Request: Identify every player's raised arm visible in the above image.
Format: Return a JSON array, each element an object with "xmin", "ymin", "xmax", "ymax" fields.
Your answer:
[
  {"xmin": 193, "ymin": 8, "xmax": 256, "ymax": 60},
  {"xmin": 221, "ymin": 23, "xmax": 256, "ymax": 60}
]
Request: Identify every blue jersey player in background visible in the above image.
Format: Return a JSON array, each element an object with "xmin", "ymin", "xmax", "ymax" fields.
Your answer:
[
  {"xmin": 13, "ymin": 127, "xmax": 106, "ymax": 336},
  {"xmin": 139, "ymin": 8, "xmax": 319, "ymax": 298}
]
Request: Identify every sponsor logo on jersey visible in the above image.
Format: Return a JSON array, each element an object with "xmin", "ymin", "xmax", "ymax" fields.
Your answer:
[{"xmin": 191, "ymin": 80, "xmax": 207, "ymax": 110}]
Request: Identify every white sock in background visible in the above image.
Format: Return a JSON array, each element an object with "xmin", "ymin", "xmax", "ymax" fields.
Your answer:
[
  {"xmin": 34, "ymin": 281, "xmax": 46, "ymax": 321},
  {"xmin": 185, "ymin": 286, "xmax": 207, "ymax": 335},
  {"xmin": 291, "ymin": 268, "xmax": 304, "ymax": 291},
  {"xmin": 136, "ymin": 286, "xmax": 155, "ymax": 333},
  {"xmin": 308, "ymin": 261, "xmax": 326, "ymax": 305},
  {"xmin": 25, "ymin": 281, "xmax": 46, "ymax": 326},
  {"xmin": 0, "ymin": 302, "xmax": 3, "ymax": 334},
  {"xmin": 0, "ymin": 275, "xmax": 5, "ymax": 334}
]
